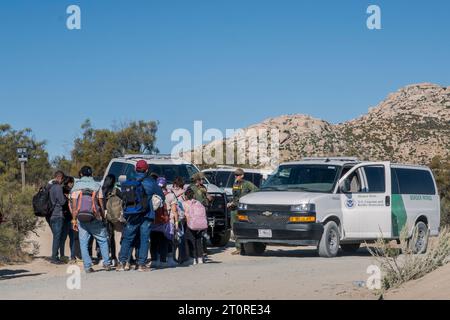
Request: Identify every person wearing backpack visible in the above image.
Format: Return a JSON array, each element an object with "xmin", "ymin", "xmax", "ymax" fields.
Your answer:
[
  {"xmin": 183, "ymin": 187, "xmax": 208, "ymax": 265},
  {"xmin": 171, "ymin": 176, "xmax": 188, "ymax": 264},
  {"xmin": 70, "ymin": 166, "xmax": 111, "ymax": 273},
  {"xmin": 149, "ymin": 177, "xmax": 177, "ymax": 269},
  {"xmin": 102, "ymin": 174, "xmax": 123, "ymax": 267},
  {"xmin": 48, "ymin": 171, "xmax": 69, "ymax": 264},
  {"xmin": 117, "ymin": 160, "xmax": 165, "ymax": 272},
  {"xmin": 63, "ymin": 176, "xmax": 81, "ymax": 263}
]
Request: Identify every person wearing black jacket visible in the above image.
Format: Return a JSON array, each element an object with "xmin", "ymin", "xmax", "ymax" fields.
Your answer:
[
  {"xmin": 63, "ymin": 176, "xmax": 81, "ymax": 263},
  {"xmin": 48, "ymin": 171, "xmax": 68, "ymax": 264}
]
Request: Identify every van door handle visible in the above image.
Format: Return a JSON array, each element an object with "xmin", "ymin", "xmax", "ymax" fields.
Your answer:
[{"xmin": 385, "ymin": 196, "xmax": 391, "ymax": 207}]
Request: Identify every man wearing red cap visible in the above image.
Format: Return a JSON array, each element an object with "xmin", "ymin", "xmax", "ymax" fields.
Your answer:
[{"xmin": 117, "ymin": 160, "xmax": 165, "ymax": 272}]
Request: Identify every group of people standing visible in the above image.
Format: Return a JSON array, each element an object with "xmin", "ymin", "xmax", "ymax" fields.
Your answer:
[{"xmin": 46, "ymin": 161, "xmax": 258, "ymax": 273}]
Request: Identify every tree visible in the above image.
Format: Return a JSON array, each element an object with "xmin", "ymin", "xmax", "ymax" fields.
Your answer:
[
  {"xmin": 0, "ymin": 124, "xmax": 50, "ymax": 263},
  {"xmin": 0, "ymin": 124, "xmax": 51, "ymax": 186},
  {"xmin": 70, "ymin": 119, "xmax": 159, "ymax": 177}
]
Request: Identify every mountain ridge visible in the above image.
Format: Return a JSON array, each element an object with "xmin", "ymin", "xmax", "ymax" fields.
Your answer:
[{"xmin": 191, "ymin": 83, "xmax": 450, "ymax": 167}]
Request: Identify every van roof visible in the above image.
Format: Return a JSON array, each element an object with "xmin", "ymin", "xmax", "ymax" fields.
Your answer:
[
  {"xmin": 280, "ymin": 157, "xmax": 431, "ymax": 170},
  {"xmin": 202, "ymin": 166, "xmax": 264, "ymax": 174},
  {"xmin": 112, "ymin": 154, "xmax": 192, "ymax": 165},
  {"xmin": 282, "ymin": 157, "xmax": 360, "ymax": 166}
]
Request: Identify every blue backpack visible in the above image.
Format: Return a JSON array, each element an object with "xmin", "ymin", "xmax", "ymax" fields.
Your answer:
[{"xmin": 121, "ymin": 179, "xmax": 149, "ymax": 217}]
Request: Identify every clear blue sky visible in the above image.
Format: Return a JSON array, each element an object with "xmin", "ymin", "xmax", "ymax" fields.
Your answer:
[{"xmin": 1, "ymin": 0, "xmax": 449, "ymax": 159}]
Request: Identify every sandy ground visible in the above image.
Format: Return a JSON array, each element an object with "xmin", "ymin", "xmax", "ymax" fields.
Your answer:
[
  {"xmin": 384, "ymin": 263, "xmax": 450, "ymax": 300},
  {"xmin": 0, "ymin": 219, "xmax": 382, "ymax": 300}
]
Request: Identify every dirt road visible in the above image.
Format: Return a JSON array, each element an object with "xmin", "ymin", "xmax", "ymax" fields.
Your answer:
[{"xmin": 0, "ymin": 222, "xmax": 377, "ymax": 300}]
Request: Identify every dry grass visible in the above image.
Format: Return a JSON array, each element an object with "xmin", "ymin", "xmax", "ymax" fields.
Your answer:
[{"xmin": 368, "ymin": 227, "xmax": 450, "ymax": 292}]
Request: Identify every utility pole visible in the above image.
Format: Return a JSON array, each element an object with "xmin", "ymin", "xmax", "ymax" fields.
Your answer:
[{"xmin": 17, "ymin": 147, "xmax": 28, "ymax": 192}]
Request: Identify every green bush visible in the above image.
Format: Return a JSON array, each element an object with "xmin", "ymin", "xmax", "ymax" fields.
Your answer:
[{"xmin": 0, "ymin": 183, "xmax": 41, "ymax": 264}]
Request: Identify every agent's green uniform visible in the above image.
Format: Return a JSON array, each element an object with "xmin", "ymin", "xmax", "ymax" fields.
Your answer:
[
  {"xmin": 230, "ymin": 179, "xmax": 258, "ymax": 249},
  {"xmin": 190, "ymin": 183, "xmax": 210, "ymax": 207}
]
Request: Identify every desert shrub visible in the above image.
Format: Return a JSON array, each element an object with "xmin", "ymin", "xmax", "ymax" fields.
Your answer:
[
  {"xmin": 0, "ymin": 183, "xmax": 41, "ymax": 264},
  {"xmin": 368, "ymin": 227, "xmax": 450, "ymax": 291}
]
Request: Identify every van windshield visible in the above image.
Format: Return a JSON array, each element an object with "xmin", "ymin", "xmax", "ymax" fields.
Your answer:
[
  {"xmin": 204, "ymin": 171, "xmax": 264, "ymax": 188},
  {"xmin": 261, "ymin": 164, "xmax": 340, "ymax": 193},
  {"xmin": 126, "ymin": 164, "xmax": 201, "ymax": 184}
]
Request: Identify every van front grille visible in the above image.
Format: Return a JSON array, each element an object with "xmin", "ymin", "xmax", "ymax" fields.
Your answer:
[{"xmin": 248, "ymin": 213, "xmax": 290, "ymax": 227}]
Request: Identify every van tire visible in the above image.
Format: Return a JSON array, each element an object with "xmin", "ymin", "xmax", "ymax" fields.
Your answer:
[
  {"xmin": 210, "ymin": 230, "xmax": 231, "ymax": 247},
  {"xmin": 409, "ymin": 221, "xmax": 429, "ymax": 254},
  {"xmin": 243, "ymin": 242, "xmax": 266, "ymax": 256},
  {"xmin": 340, "ymin": 243, "xmax": 360, "ymax": 253},
  {"xmin": 318, "ymin": 221, "xmax": 340, "ymax": 258}
]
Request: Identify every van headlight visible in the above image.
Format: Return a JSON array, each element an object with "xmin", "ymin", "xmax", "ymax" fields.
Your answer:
[
  {"xmin": 238, "ymin": 203, "xmax": 248, "ymax": 210},
  {"xmin": 291, "ymin": 203, "xmax": 315, "ymax": 213}
]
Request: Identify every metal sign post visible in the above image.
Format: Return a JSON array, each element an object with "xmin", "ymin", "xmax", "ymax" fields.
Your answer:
[{"xmin": 17, "ymin": 147, "xmax": 28, "ymax": 192}]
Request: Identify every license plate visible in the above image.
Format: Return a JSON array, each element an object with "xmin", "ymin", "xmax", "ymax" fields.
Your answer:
[{"xmin": 258, "ymin": 229, "xmax": 272, "ymax": 238}]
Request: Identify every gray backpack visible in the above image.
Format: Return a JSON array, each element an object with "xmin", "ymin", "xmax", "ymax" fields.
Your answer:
[{"xmin": 106, "ymin": 189, "xmax": 123, "ymax": 224}]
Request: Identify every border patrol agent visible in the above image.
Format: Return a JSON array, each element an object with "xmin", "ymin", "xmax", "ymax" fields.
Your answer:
[{"xmin": 228, "ymin": 168, "xmax": 258, "ymax": 255}]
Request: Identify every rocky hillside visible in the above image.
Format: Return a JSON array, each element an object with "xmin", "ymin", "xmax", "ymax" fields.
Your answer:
[{"xmin": 191, "ymin": 83, "xmax": 450, "ymax": 167}]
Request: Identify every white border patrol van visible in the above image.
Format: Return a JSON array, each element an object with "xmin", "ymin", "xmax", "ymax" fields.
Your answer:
[{"xmin": 234, "ymin": 157, "xmax": 440, "ymax": 257}]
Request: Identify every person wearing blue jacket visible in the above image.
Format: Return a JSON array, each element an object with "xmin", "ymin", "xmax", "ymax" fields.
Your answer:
[{"xmin": 117, "ymin": 160, "xmax": 165, "ymax": 272}]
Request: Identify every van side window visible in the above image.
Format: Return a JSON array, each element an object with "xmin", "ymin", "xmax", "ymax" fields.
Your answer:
[
  {"xmin": 363, "ymin": 166, "xmax": 385, "ymax": 193},
  {"xmin": 391, "ymin": 169, "xmax": 401, "ymax": 194},
  {"xmin": 107, "ymin": 162, "xmax": 125, "ymax": 180},
  {"xmin": 393, "ymin": 168, "xmax": 436, "ymax": 195},
  {"xmin": 124, "ymin": 164, "xmax": 137, "ymax": 180},
  {"xmin": 348, "ymin": 172, "xmax": 362, "ymax": 193}
]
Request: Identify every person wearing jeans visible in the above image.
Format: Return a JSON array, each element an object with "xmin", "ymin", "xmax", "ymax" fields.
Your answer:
[
  {"xmin": 117, "ymin": 160, "xmax": 164, "ymax": 272},
  {"xmin": 48, "ymin": 171, "xmax": 67, "ymax": 264},
  {"xmin": 119, "ymin": 214, "xmax": 152, "ymax": 269},
  {"xmin": 71, "ymin": 166, "xmax": 111, "ymax": 273},
  {"xmin": 78, "ymin": 219, "xmax": 111, "ymax": 270},
  {"xmin": 49, "ymin": 216, "xmax": 68, "ymax": 262}
]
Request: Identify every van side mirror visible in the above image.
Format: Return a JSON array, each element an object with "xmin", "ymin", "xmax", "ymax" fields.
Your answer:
[
  {"xmin": 340, "ymin": 179, "xmax": 351, "ymax": 193},
  {"xmin": 118, "ymin": 175, "xmax": 127, "ymax": 184}
]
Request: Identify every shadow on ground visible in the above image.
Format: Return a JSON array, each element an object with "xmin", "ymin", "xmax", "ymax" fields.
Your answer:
[
  {"xmin": 0, "ymin": 269, "xmax": 44, "ymax": 281},
  {"xmin": 257, "ymin": 247, "xmax": 373, "ymax": 258}
]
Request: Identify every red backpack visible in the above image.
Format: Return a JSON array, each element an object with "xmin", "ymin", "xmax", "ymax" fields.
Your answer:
[{"xmin": 155, "ymin": 203, "xmax": 170, "ymax": 224}]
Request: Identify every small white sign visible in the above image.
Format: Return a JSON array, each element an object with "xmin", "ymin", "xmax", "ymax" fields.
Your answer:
[{"xmin": 258, "ymin": 229, "xmax": 272, "ymax": 238}]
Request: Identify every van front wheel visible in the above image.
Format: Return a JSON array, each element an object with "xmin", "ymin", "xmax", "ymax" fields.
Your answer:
[
  {"xmin": 318, "ymin": 221, "xmax": 340, "ymax": 258},
  {"xmin": 409, "ymin": 221, "xmax": 429, "ymax": 254}
]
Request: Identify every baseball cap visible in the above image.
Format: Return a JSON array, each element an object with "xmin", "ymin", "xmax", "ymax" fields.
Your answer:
[{"xmin": 136, "ymin": 160, "xmax": 149, "ymax": 172}]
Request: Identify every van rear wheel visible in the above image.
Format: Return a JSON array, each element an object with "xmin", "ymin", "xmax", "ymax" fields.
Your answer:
[
  {"xmin": 318, "ymin": 221, "xmax": 340, "ymax": 258},
  {"xmin": 409, "ymin": 221, "xmax": 429, "ymax": 254}
]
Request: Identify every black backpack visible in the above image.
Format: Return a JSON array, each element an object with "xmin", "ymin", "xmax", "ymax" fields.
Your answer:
[{"xmin": 32, "ymin": 185, "xmax": 54, "ymax": 217}]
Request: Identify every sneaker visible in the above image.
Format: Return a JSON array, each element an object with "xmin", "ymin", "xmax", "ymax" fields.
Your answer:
[
  {"xmin": 60, "ymin": 256, "xmax": 70, "ymax": 264},
  {"xmin": 136, "ymin": 265, "xmax": 147, "ymax": 272},
  {"xmin": 111, "ymin": 259, "xmax": 118, "ymax": 267},
  {"xmin": 231, "ymin": 249, "xmax": 241, "ymax": 255},
  {"xmin": 116, "ymin": 262, "xmax": 127, "ymax": 272},
  {"xmin": 149, "ymin": 260, "xmax": 161, "ymax": 269},
  {"xmin": 103, "ymin": 264, "xmax": 113, "ymax": 271},
  {"xmin": 193, "ymin": 259, "xmax": 198, "ymax": 266},
  {"xmin": 167, "ymin": 257, "xmax": 178, "ymax": 268},
  {"xmin": 85, "ymin": 267, "xmax": 95, "ymax": 273},
  {"xmin": 198, "ymin": 257, "xmax": 205, "ymax": 264},
  {"xmin": 50, "ymin": 258, "xmax": 64, "ymax": 265}
]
